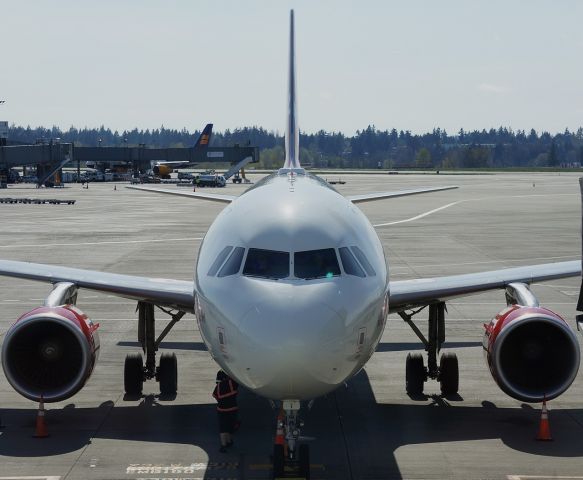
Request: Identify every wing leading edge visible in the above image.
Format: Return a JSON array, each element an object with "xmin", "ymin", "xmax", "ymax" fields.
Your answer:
[
  {"xmin": 389, "ymin": 260, "xmax": 581, "ymax": 313},
  {"xmin": 0, "ymin": 258, "xmax": 577, "ymax": 317},
  {"xmin": 347, "ymin": 185, "xmax": 458, "ymax": 204},
  {"xmin": 0, "ymin": 260, "xmax": 195, "ymax": 312},
  {"xmin": 126, "ymin": 185, "xmax": 236, "ymax": 203}
]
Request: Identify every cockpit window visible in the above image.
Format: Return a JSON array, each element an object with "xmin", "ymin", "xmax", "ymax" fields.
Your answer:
[
  {"xmin": 339, "ymin": 247, "xmax": 366, "ymax": 277},
  {"xmin": 208, "ymin": 246, "xmax": 233, "ymax": 276},
  {"xmin": 243, "ymin": 248, "xmax": 290, "ymax": 280},
  {"xmin": 218, "ymin": 246, "xmax": 245, "ymax": 277},
  {"xmin": 294, "ymin": 248, "xmax": 341, "ymax": 280},
  {"xmin": 351, "ymin": 246, "xmax": 376, "ymax": 276}
]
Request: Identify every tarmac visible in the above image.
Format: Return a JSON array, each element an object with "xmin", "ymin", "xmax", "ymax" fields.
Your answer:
[{"xmin": 0, "ymin": 171, "xmax": 583, "ymax": 479}]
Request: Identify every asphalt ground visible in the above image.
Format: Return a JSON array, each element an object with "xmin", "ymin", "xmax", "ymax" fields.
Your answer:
[{"xmin": 0, "ymin": 172, "xmax": 582, "ymax": 479}]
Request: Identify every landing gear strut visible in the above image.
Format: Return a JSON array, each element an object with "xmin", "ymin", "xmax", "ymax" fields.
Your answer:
[
  {"xmin": 272, "ymin": 400, "xmax": 310, "ymax": 480},
  {"xmin": 123, "ymin": 302, "xmax": 184, "ymax": 396},
  {"xmin": 400, "ymin": 302, "xmax": 459, "ymax": 396}
]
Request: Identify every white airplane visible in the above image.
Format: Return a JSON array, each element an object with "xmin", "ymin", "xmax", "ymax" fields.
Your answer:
[{"xmin": 0, "ymin": 10, "xmax": 582, "ymax": 476}]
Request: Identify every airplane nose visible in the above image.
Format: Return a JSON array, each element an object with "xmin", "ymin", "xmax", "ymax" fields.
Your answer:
[
  {"xmin": 238, "ymin": 286, "xmax": 345, "ymax": 397},
  {"xmin": 241, "ymin": 295, "xmax": 343, "ymax": 349}
]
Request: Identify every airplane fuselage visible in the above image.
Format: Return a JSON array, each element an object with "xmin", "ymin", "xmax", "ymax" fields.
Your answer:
[{"xmin": 194, "ymin": 171, "xmax": 389, "ymax": 400}]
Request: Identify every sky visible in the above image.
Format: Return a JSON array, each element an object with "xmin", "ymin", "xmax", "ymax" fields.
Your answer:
[{"xmin": 1, "ymin": 0, "xmax": 583, "ymax": 135}]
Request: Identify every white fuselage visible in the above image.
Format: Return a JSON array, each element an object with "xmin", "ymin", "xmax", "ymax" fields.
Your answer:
[{"xmin": 194, "ymin": 171, "xmax": 389, "ymax": 400}]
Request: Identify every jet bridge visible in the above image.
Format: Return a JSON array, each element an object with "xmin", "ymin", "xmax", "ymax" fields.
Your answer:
[
  {"xmin": 74, "ymin": 144, "xmax": 260, "ymax": 176},
  {"xmin": 0, "ymin": 142, "xmax": 259, "ymax": 187},
  {"xmin": 0, "ymin": 141, "xmax": 73, "ymax": 188}
]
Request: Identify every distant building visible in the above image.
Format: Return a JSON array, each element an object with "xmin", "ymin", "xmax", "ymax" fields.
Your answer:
[{"xmin": 560, "ymin": 162, "xmax": 581, "ymax": 168}]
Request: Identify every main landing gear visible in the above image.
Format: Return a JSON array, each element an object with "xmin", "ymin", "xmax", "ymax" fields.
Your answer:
[
  {"xmin": 124, "ymin": 302, "xmax": 185, "ymax": 396},
  {"xmin": 272, "ymin": 400, "xmax": 310, "ymax": 480},
  {"xmin": 400, "ymin": 302, "xmax": 459, "ymax": 396}
]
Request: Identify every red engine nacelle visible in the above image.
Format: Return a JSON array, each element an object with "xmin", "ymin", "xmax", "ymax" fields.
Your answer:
[
  {"xmin": 483, "ymin": 305, "xmax": 580, "ymax": 402},
  {"xmin": 1, "ymin": 305, "xmax": 100, "ymax": 403}
]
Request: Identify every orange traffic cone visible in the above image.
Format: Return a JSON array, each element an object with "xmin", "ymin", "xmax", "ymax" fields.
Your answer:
[
  {"xmin": 274, "ymin": 409, "xmax": 285, "ymax": 446},
  {"xmin": 33, "ymin": 395, "xmax": 49, "ymax": 438},
  {"xmin": 536, "ymin": 398, "xmax": 552, "ymax": 441}
]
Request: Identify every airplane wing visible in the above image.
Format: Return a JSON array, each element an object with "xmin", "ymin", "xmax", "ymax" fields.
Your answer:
[
  {"xmin": 154, "ymin": 161, "xmax": 191, "ymax": 168},
  {"xmin": 126, "ymin": 185, "xmax": 235, "ymax": 203},
  {"xmin": 388, "ymin": 260, "xmax": 581, "ymax": 313},
  {"xmin": 0, "ymin": 260, "xmax": 195, "ymax": 312},
  {"xmin": 1, "ymin": 259, "xmax": 578, "ymax": 317},
  {"xmin": 347, "ymin": 185, "xmax": 458, "ymax": 204}
]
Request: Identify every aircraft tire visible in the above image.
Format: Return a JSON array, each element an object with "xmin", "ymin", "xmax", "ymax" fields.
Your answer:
[
  {"xmin": 159, "ymin": 353, "xmax": 178, "ymax": 395},
  {"xmin": 439, "ymin": 352, "xmax": 459, "ymax": 395},
  {"xmin": 406, "ymin": 353, "xmax": 425, "ymax": 395},
  {"xmin": 273, "ymin": 444, "xmax": 285, "ymax": 478},
  {"xmin": 124, "ymin": 353, "xmax": 144, "ymax": 395},
  {"xmin": 299, "ymin": 444, "xmax": 310, "ymax": 479}
]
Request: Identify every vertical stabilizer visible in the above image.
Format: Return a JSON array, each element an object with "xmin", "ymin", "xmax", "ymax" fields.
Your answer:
[
  {"xmin": 283, "ymin": 10, "xmax": 300, "ymax": 169},
  {"xmin": 194, "ymin": 123, "xmax": 213, "ymax": 149}
]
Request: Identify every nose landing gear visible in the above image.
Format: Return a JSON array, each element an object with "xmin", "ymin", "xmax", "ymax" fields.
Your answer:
[{"xmin": 272, "ymin": 400, "xmax": 310, "ymax": 480}]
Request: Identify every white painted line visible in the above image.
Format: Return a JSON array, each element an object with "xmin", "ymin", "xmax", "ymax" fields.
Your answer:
[
  {"xmin": 560, "ymin": 291, "xmax": 580, "ymax": 296},
  {"xmin": 0, "ymin": 477, "xmax": 61, "ymax": 480},
  {"xmin": 507, "ymin": 476, "xmax": 583, "ymax": 480},
  {"xmin": 374, "ymin": 201, "xmax": 461, "ymax": 227},
  {"xmin": 373, "ymin": 193, "xmax": 578, "ymax": 228},
  {"xmin": 0, "ymin": 237, "xmax": 203, "ymax": 249}
]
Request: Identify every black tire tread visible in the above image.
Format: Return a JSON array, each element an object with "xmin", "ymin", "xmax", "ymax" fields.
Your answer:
[
  {"xmin": 124, "ymin": 353, "xmax": 143, "ymax": 395},
  {"xmin": 439, "ymin": 352, "xmax": 459, "ymax": 395},
  {"xmin": 159, "ymin": 353, "xmax": 178, "ymax": 395},
  {"xmin": 406, "ymin": 353, "xmax": 425, "ymax": 395},
  {"xmin": 273, "ymin": 444, "xmax": 285, "ymax": 478}
]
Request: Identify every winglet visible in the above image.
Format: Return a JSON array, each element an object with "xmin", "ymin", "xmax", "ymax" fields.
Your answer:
[
  {"xmin": 282, "ymin": 10, "xmax": 300, "ymax": 170},
  {"xmin": 194, "ymin": 123, "xmax": 213, "ymax": 149}
]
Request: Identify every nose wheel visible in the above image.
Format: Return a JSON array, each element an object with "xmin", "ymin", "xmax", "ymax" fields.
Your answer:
[
  {"xmin": 272, "ymin": 401, "xmax": 310, "ymax": 480},
  {"xmin": 401, "ymin": 302, "xmax": 459, "ymax": 396}
]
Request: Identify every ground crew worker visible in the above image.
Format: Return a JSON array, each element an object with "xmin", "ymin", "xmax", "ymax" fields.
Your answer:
[{"xmin": 213, "ymin": 370, "xmax": 239, "ymax": 452}]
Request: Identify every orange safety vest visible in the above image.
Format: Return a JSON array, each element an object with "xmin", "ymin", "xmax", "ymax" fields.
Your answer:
[{"xmin": 213, "ymin": 378, "xmax": 239, "ymax": 412}]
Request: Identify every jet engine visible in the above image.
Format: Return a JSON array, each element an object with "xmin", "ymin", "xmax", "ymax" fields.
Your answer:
[
  {"xmin": 1, "ymin": 305, "xmax": 100, "ymax": 402},
  {"xmin": 483, "ymin": 305, "xmax": 580, "ymax": 402},
  {"xmin": 153, "ymin": 164, "xmax": 172, "ymax": 177}
]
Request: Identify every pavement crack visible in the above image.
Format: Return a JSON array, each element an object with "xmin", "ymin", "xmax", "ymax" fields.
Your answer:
[
  {"xmin": 61, "ymin": 392, "xmax": 121, "ymax": 480},
  {"xmin": 333, "ymin": 391, "xmax": 354, "ymax": 480}
]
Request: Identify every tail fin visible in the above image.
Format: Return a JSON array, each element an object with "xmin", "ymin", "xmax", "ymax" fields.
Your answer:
[
  {"xmin": 283, "ymin": 10, "xmax": 300, "ymax": 169},
  {"xmin": 194, "ymin": 123, "xmax": 213, "ymax": 149}
]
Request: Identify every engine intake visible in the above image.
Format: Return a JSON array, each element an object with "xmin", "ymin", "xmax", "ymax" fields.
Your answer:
[
  {"xmin": 484, "ymin": 305, "xmax": 580, "ymax": 402},
  {"xmin": 2, "ymin": 306, "xmax": 100, "ymax": 402}
]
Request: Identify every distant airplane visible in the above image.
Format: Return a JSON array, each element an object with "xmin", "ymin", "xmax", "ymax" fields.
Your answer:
[
  {"xmin": 0, "ymin": 10, "xmax": 580, "ymax": 476},
  {"xmin": 151, "ymin": 123, "xmax": 213, "ymax": 177}
]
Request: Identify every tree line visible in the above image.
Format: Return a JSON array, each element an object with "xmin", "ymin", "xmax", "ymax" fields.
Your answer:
[{"xmin": 8, "ymin": 124, "xmax": 583, "ymax": 169}]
